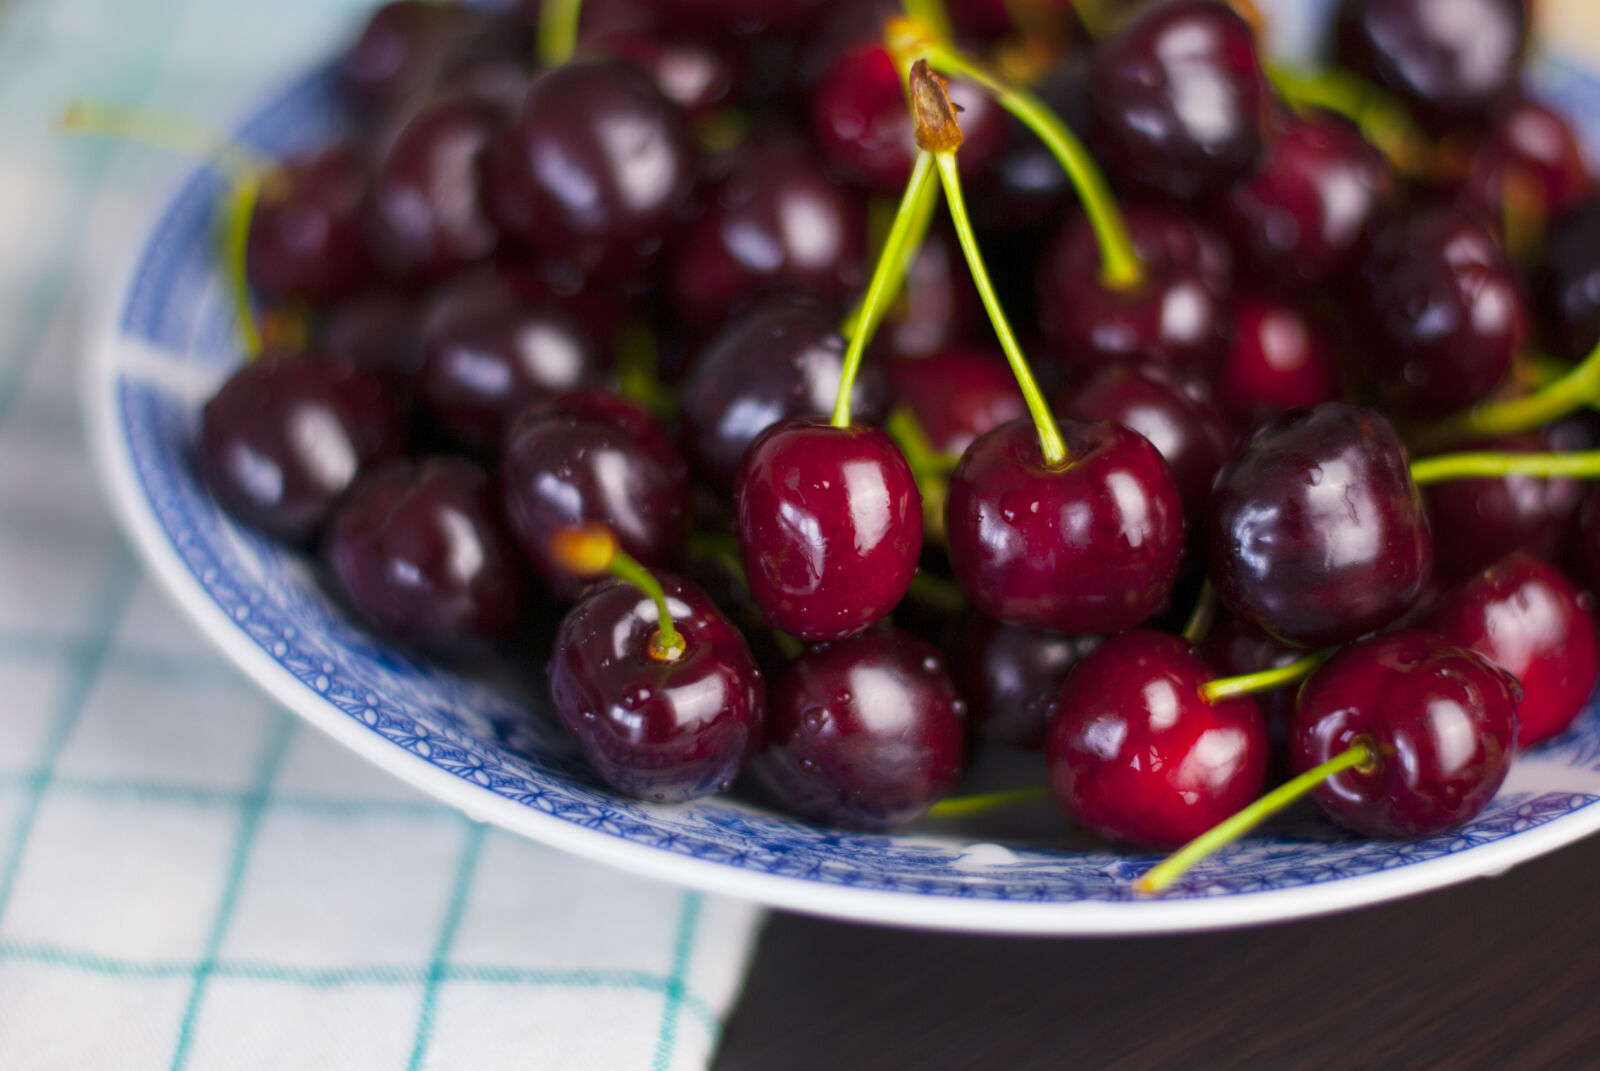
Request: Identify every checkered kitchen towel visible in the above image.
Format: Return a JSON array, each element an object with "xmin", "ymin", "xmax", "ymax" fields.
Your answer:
[{"xmin": 0, "ymin": 1, "xmax": 762, "ymax": 1068}]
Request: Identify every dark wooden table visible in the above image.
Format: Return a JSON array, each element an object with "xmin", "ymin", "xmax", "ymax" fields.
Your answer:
[{"xmin": 714, "ymin": 832, "xmax": 1600, "ymax": 1070}]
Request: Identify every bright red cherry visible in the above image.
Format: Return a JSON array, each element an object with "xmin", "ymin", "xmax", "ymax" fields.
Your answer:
[
  {"xmin": 1424, "ymin": 551, "xmax": 1598, "ymax": 748},
  {"xmin": 755, "ymin": 628, "xmax": 966, "ymax": 830},
  {"xmin": 549, "ymin": 574, "xmax": 765, "ymax": 803},
  {"xmin": 1208, "ymin": 403, "xmax": 1433, "ymax": 647},
  {"xmin": 947, "ymin": 609, "xmax": 1102, "ymax": 750},
  {"xmin": 735, "ymin": 419, "xmax": 921, "ymax": 642},
  {"xmin": 1046, "ymin": 630, "xmax": 1269, "ymax": 849},
  {"xmin": 1290, "ymin": 630, "xmax": 1520, "ymax": 837},
  {"xmin": 1214, "ymin": 297, "xmax": 1338, "ymax": 432},
  {"xmin": 884, "ymin": 348, "xmax": 1025, "ymax": 457},
  {"xmin": 945, "ymin": 418, "xmax": 1184, "ymax": 635}
]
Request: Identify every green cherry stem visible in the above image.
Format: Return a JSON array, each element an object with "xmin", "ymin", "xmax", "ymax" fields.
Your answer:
[
  {"xmin": 222, "ymin": 178, "xmax": 264, "ymax": 357},
  {"xmin": 1418, "ymin": 335, "xmax": 1600, "ymax": 450},
  {"xmin": 1264, "ymin": 64, "xmax": 1431, "ymax": 178},
  {"xmin": 1180, "ymin": 580, "xmax": 1218, "ymax": 646},
  {"xmin": 833, "ymin": 151, "xmax": 939, "ymax": 427},
  {"xmin": 551, "ymin": 524, "xmax": 685, "ymax": 660},
  {"xmin": 927, "ymin": 785, "xmax": 1050, "ymax": 818},
  {"xmin": 537, "ymin": 0, "xmax": 584, "ymax": 68},
  {"xmin": 900, "ymin": 0, "xmax": 954, "ymax": 48},
  {"xmin": 1410, "ymin": 449, "xmax": 1600, "ymax": 486},
  {"xmin": 1199, "ymin": 649, "xmax": 1327, "ymax": 704},
  {"xmin": 1136, "ymin": 738, "xmax": 1377, "ymax": 895}
]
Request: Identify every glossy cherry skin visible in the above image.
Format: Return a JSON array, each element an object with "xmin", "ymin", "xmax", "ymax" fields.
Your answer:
[
  {"xmin": 735, "ymin": 420, "xmax": 921, "ymax": 642},
  {"xmin": 947, "ymin": 609, "xmax": 1102, "ymax": 750},
  {"xmin": 324, "ymin": 456, "xmax": 525, "ymax": 654},
  {"xmin": 755, "ymin": 628, "xmax": 966, "ymax": 830},
  {"xmin": 1531, "ymin": 195, "xmax": 1600, "ymax": 361},
  {"xmin": 363, "ymin": 92, "xmax": 503, "ymax": 282},
  {"xmin": 946, "ymin": 418, "xmax": 1185, "ymax": 635},
  {"xmin": 1336, "ymin": 0, "xmax": 1528, "ymax": 134},
  {"xmin": 549, "ymin": 575, "xmax": 765, "ymax": 803},
  {"xmin": 500, "ymin": 408, "xmax": 689, "ymax": 601},
  {"xmin": 1088, "ymin": 0, "xmax": 1269, "ymax": 203},
  {"xmin": 678, "ymin": 297, "xmax": 888, "ymax": 489},
  {"xmin": 196, "ymin": 353, "xmax": 405, "ymax": 546},
  {"xmin": 580, "ymin": 28, "xmax": 738, "ymax": 120},
  {"xmin": 483, "ymin": 59, "xmax": 695, "ymax": 282},
  {"xmin": 1424, "ymin": 552, "xmax": 1599, "ymax": 748},
  {"xmin": 1457, "ymin": 97, "xmax": 1592, "ymax": 236},
  {"xmin": 1224, "ymin": 111, "xmax": 1395, "ymax": 292},
  {"xmin": 246, "ymin": 142, "xmax": 375, "ymax": 304},
  {"xmin": 1046, "ymin": 631, "xmax": 1268, "ymax": 849},
  {"xmin": 885, "ymin": 348, "xmax": 1025, "ymax": 457},
  {"xmin": 415, "ymin": 275, "xmax": 607, "ymax": 454},
  {"xmin": 1036, "ymin": 204, "xmax": 1233, "ymax": 378},
  {"xmin": 1057, "ymin": 363, "xmax": 1232, "ymax": 521},
  {"xmin": 667, "ymin": 135, "xmax": 867, "ymax": 336},
  {"xmin": 1215, "ymin": 298, "xmax": 1338, "ymax": 432},
  {"xmin": 1350, "ymin": 208, "xmax": 1523, "ymax": 417},
  {"xmin": 1290, "ymin": 630, "xmax": 1520, "ymax": 837},
  {"xmin": 1208, "ymin": 403, "xmax": 1433, "ymax": 648},
  {"xmin": 809, "ymin": 42, "xmax": 1005, "ymax": 195},
  {"xmin": 1421, "ymin": 433, "xmax": 1583, "ymax": 580}
]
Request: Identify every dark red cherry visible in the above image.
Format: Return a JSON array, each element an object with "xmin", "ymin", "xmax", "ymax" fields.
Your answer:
[
  {"xmin": 1224, "ymin": 111, "xmax": 1396, "ymax": 292},
  {"xmin": 1290, "ymin": 630, "xmax": 1519, "ymax": 837},
  {"xmin": 1531, "ymin": 195, "xmax": 1600, "ymax": 361},
  {"xmin": 1207, "ymin": 403, "xmax": 1433, "ymax": 647},
  {"xmin": 809, "ymin": 42, "xmax": 1005, "ymax": 195},
  {"xmin": 483, "ymin": 60, "xmax": 695, "ymax": 281},
  {"xmin": 1350, "ymin": 208, "xmax": 1523, "ymax": 417},
  {"xmin": 324, "ymin": 456, "xmax": 525, "ymax": 654},
  {"xmin": 946, "ymin": 418, "xmax": 1184, "ymax": 634},
  {"xmin": 415, "ymin": 275, "xmax": 607, "ymax": 454},
  {"xmin": 520, "ymin": 390, "xmax": 685, "ymax": 474},
  {"xmin": 1058, "ymin": 362, "xmax": 1232, "ymax": 521},
  {"xmin": 876, "ymin": 225, "xmax": 985, "ymax": 360},
  {"xmin": 317, "ymin": 291, "xmax": 426, "ymax": 385},
  {"xmin": 1424, "ymin": 551, "xmax": 1599, "ymax": 748},
  {"xmin": 501, "ymin": 407, "xmax": 689, "ymax": 600},
  {"xmin": 246, "ymin": 142, "xmax": 375, "ymax": 304},
  {"xmin": 580, "ymin": 29, "xmax": 738, "ymax": 120},
  {"xmin": 968, "ymin": 56, "xmax": 1090, "ymax": 235},
  {"xmin": 364, "ymin": 92, "xmax": 504, "ymax": 282},
  {"xmin": 884, "ymin": 348, "xmax": 1025, "ymax": 457},
  {"xmin": 1577, "ymin": 490, "xmax": 1600, "ymax": 594},
  {"xmin": 339, "ymin": 0, "xmax": 469, "ymax": 116},
  {"xmin": 735, "ymin": 420, "xmax": 921, "ymax": 642},
  {"xmin": 755, "ymin": 628, "xmax": 965, "ymax": 830},
  {"xmin": 196, "ymin": 353, "xmax": 405, "ymax": 546},
  {"xmin": 678, "ymin": 297, "xmax": 888, "ymax": 488},
  {"xmin": 1199, "ymin": 612, "xmax": 1306, "ymax": 729},
  {"xmin": 1421, "ymin": 433, "xmax": 1583, "ymax": 580},
  {"xmin": 947, "ymin": 609, "xmax": 1102, "ymax": 750},
  {"xmin": 1088, "ymin": 0, "xmax": 1269, "ymax": 203},
  {"xmin": 1457, "ymin": 96, "xmax": 1591, "ymax": 237},
  {"xmin": 549, "ymin": 574, "xmax": 764, "ymax": 803},
  {"xmin": 649, "ymin": 0, "xmax": 823, "ymax": 36},
  {"xmin": 1336, "ymin": 0, "xmax": 1529, "ymax": 134},
  {"xmin": 1215, "ymin": 297, "xmax": 1338, "ymax": 432},
  {"xmin": 1036, "ymin": 204, "xmax": 1233, "ymax": 378},
  {"xmin": 1046, "ymin": 630, "xmax": 1269, "ymax": 849},
  {"xmin": 667, "ymin": 134, "xmax": 868, "ymax": 336}
]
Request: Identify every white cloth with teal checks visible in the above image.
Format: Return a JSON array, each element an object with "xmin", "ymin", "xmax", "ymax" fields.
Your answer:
[{"xmin": 0, "ymin": 1, "xmax": 763, "ymax": 1067}]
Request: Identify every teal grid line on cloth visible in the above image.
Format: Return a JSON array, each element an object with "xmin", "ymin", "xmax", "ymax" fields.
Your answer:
[{"xmin": 0, "ymin": 1, "xmax": 764, "ymax": 1067}]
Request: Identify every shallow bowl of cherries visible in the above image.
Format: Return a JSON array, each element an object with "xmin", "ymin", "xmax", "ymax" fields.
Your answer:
[{"xmin": 81, "ymin": 0, "xmax": 1600, "ymax": 933}]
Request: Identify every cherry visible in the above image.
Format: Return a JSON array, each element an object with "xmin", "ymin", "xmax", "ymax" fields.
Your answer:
[
  {"xmin": 735, "ymin": 419, "xmax": 921, "ymax": 641},
  {"xmin": 1223, "ymin": 110, "xmax": 1396, "ymax": 293},
  {"xmin": 339, "ymin": 1, "xmax": 474, "ymax": 116},
  {"xmin": 1335, "ymin": 0, "xmax": 1529, "ymax": 134},
  {"xmin": 1087, "ymin": 0, "xmax": 1269, "ymax": 204},
  {"xmin": 579, "ymin": 28, "xmax": 739, "ymax": 120},
  {"xmin": 501, "ymin": 400, "xmax": 689, "ymax": 601},
  {"xmin": 876, "ymin": 225, "xmax": 985, "ymax": 360},
  {"xmin": 1576, "ymin": 490, "xmax": 1600, "ymax": 595},
  {"xmin": 1424, "ymin": 551, "xmax": 1599, "ymax": 748},
  {"xmin": 1207, "ymin": 402, "xmax": 1433, "ymax": 648},
  {"xmin": 549, "ymin": 571, "xmax": 764, "ymax": 803},
  {"xmin": 678, "ymin": 296, "xmax": 887, "ymax": 489},
  {"xmin": 1046, "ymin": 630, "xmax": 1269, "ymax": 849},
  {"xmin": 1057, "ymin": 362, "xmax": 1232, "ymax": 521},
  {"xmin": 945, "ymin": 417, "xmax": 1184, "ymax": 634},
  {"xmin": 1199, "ymin": 612, "xmax": 1305, "ymax": 730},
  {"xmin": 1036, "ymin": 204, "xmax": 1233, "ymax": 378},
  {"xmin": 884, "ymin": 347, "xmax": 1025, "ymax": 458},
  {"xmin": 666, "ymin": 133, "xmax": 868, "ymax": 336},
  {"xmin": 1349, "ymin": 207, "xmax": 1523, "ymax": 417},
  {"xmin": 196, "ymin": 353, "xmax": 405, "ymax": 546},
  {"xmin": 324, "ymin": 456, "xmax": 525, "ymax": 654},
  {"xmin": 648, "ymin": 0, "xmax": 824, "ymax": 37},
  {"xmin": 1531, "ymin": 195, "xmax": 1600, "ymax": 362},
  {"xmin": 245, "ymin": 141, "xmax": 375, "ymax": 304},
  {"xmin": 1289, "ymin": 630, "xmax": 1520, "ymax": 837},
  {"xmin": 1420, "ymin": 432, "xmax": 1583, "ymax": 579},
  {"xmin": 415, "ymin": 274, "xmax": 608, "ymax": 454},
  {"xmin": 967, "ymin": 56, "xmax": 1090, "ymax": 235},
  {"xmin": 1214, "ymin": 297, "xmax": 1338, "ymax": 433},
  {"xmin": 1457, "ymin": 96, "xmax": 1592, "ymax": 241},
  {"xmin": 482, "ymin": 59, "xmax": 696, "ymax": 282},
  {"xmin": 363, "ymin": 92, "xmax": 504, "ymax": 282},
  {"xmin": 316, "ymin": 291, "xmax": 425, "ymax": 385},
  {"xmin": 755, "ymin": 627, "xmax": 966, "ymax": 829},
  {"xmin": 947, "ymin": 609, "xmax": 1102, "ymax": 750}
]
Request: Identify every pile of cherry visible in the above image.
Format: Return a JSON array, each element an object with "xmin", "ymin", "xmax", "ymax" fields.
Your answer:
[{"xmin": 183, "ymin": 0, "xmax": 1600, "ymax": 891}]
